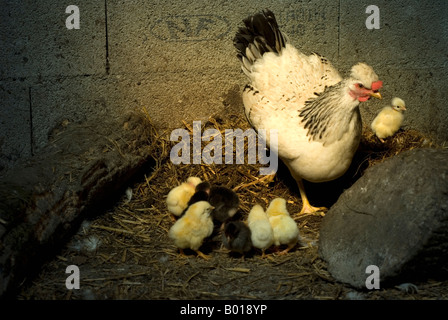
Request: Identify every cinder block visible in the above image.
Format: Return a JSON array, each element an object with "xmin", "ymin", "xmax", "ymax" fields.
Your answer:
[
  {"xmin": 0, "ymin": 81, "xmax": 31, "ymax": 172},
  {"xmin": 30, "ymin": 72, "xmax": 243, "ymax": 153},
  {"xmin": 339, "ymin": 1, "xmax": 448, "ymax": 68},
  {"xmin": 2, "ymin": 0, "xmax": 447, "ymax": 172},
  {"xmin": 0, "ymin": 0, "xmax": 106, "ymax": 79},
  {"xmin": 105, "ymin": 0, "xmax": 340, "ymax": 147},
  {"xmin": 123, "ymin": 71, "xmax": 245, "ymax": 128},
  {"xmin": 31, "ymin": 76, "xmax": 113, "ymax": 153},
  {"xmin": 107, "ymin": 0, "xmax": 339, "ymax": 74}
]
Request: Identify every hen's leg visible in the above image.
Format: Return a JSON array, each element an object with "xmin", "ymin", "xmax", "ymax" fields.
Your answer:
[{"xmin": 297, "ymin": 179, "xmax": 327, "ymax": 215}]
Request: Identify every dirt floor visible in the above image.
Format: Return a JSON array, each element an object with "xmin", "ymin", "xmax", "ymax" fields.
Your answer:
[{"xmin": 16, "ymin": 113, "xmax": 448, "ymax": 300}]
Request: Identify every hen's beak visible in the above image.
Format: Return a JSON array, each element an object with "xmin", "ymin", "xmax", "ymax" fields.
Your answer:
[{"xmin": 369, "ymin": 91, "xmax": 382, "ymax": 99}]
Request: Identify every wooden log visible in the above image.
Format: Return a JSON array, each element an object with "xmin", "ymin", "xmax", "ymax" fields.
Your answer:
[{"xmin": 0, "ymin": 111, "xmax": 156, "ymax": 298}]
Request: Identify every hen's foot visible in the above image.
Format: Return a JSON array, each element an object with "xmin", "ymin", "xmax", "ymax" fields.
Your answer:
[{"xmin": 298, "ymin": 203, "xmax": 327, "ymax": 216}]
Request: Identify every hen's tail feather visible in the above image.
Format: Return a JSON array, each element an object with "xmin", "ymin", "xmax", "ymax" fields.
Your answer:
[{"xmin": 234, "ymin": 9, "xmax": 287, "ymax": 67}]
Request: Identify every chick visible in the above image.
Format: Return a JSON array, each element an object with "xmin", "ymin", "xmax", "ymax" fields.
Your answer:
[
  {"xmin": 371, "ymin": 97, "xmax": 406, "ymax": 142},
  {"xmin": 222, "ymin": 221, "xmax": 252, "ymax": 258},
  {"xmin": 266, "ymin": 198, "xmax": 300, "ymax": 255},
  {"xmin": 247, "ymin": 204, "xmax": 274, "ymax": 258},
  {"xmin": 179, "ymin": 181, "xmax": 211, "ymax": 217},
  {"xmin": 166, "ymin": 176, "xmax": 202, "ymax": 217},
  {"xmin": 187, "ymin": 181, "xmax": 211, "ymax": 207},
  {"xmin": 168, "ymin": 201, "xmax": 214, "ymax": 260},
  {"xmin": 208, "ymin": 186, "xmax": 240, "ymax": 224}
]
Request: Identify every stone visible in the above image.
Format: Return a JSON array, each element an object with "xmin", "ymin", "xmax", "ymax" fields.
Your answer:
[
  {"xmin": 319, "ymin": 148, "xmax": 448, "ymax": 288},
  {"xmin": 0, "ymin": 110, "xmax": 155, "ymax": 298}
]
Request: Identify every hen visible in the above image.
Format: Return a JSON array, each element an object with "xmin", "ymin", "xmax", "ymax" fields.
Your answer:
[{"xmin": 234, "ymin": 10, "xmax": 383, "ymax": 214}]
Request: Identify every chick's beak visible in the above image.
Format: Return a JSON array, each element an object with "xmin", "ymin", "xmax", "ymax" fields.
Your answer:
[{"xmin": 369, "ymin": 91, "xmax": 382, "ymax": 99}]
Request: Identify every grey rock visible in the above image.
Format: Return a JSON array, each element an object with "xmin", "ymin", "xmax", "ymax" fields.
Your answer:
[
  {"xmin": 319, "ymin": 148, "xmax": 448, "ymax": 288},
  {"xmin": 0, "ymin": 111, "xmax": 155, "ymax": 298}
]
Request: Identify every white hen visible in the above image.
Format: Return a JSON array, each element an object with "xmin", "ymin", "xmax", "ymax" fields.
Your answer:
[{"xmin": 234, "ymin": 10, "xmax": 383, "ymax": 214}]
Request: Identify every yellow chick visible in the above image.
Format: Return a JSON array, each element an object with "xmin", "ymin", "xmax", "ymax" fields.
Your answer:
[
  {"xmin": 168, "ymin": 201, "xmax": 214, "ymax": 260},
  {"xmin": 247, "ymin": 204, "xmax": 274, "ymax": 258},
  {"xmin": 166, "ymin": 176, "xmax": 202, "ymax": 216},
  {"xmin": 371, "ymin": 97, "xmax": 406, "ymax": 142},
  {"xmin": 266, "ymin": 198, "xmax": 300, "ymax": 255}
]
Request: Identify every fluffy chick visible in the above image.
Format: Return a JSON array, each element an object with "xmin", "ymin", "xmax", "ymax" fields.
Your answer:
[
  {"xmin": 222, "ymin": 221, "xmax": 252, "ymax": 257},
  {"xmin": 266, "ymin": 198, "xmax": 300, "ymax": 255},
  {"xmin": 168, "ymin": 201, "xmax": 214, "ymax": 259},
  {"xmin": 209, "ymin": 186, "xmax": 240, "ymax": 223},
  {"xmin": 247, "ymin": 204, "xmax": 274, "ymax": 258},
  {"xmin": 166, "ymin": 176, "xmax": 202, "ymax": 217},
  {"xmin": 187, "ymin": 182, "xmax": 211, "ymax": 207},
  {"xmin": 179, "ymin": 181, "xmax": 211, "ymax": 217},
  {"xmin": 371, "ymin": 97, "xmax": 406, "ymax": 142}
]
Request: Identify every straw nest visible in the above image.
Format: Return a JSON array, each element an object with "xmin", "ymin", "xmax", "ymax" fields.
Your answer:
[{"xmin": 18, "ymin": 110, "xmax": 448, "ymax": 300}]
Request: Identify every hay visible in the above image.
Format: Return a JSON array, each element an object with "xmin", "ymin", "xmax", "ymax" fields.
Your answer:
[
  {"xmin": 359, "ymin": 125, "xmax": 438, "ymax": 168},
  {"xmin": 17, "ymin": 112, "xmax": 448, "ymax": 300}
]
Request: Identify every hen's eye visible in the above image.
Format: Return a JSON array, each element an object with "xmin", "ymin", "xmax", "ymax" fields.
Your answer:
[{"xmin": 358, "ymin": 83, "xmax": 364, "ymax": 88}]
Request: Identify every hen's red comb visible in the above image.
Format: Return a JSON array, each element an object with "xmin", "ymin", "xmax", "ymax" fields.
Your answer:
[{"xmin": 371, "ymin": 80, "xmax": 383, "ymax": 91}]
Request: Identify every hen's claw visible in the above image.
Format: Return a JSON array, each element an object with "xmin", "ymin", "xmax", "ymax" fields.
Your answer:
[
  {"xmin": 297, "ymin": 179, "xmax": 327, "ymax": 216},
  {"xmin": 298, "ymin": 203, "xmax": 327, "ymax": 216}
]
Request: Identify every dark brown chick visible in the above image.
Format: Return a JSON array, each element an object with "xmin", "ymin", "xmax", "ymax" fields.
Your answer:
[
  {"xmin": 180, "ymin": 182, "xmax": 211, "ymax": 217},
  {"xmin": 209, "ymin": 186, "xmax": 240, "ymax": 223},
  {"xmin": 222, "ymin": 221, "xmax": 252, "ymax": 257}
]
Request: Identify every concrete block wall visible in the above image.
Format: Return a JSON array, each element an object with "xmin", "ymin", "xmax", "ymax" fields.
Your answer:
[{"xmin": 1, "ymin": 0, "xmax": 447, "ymax": 172}]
